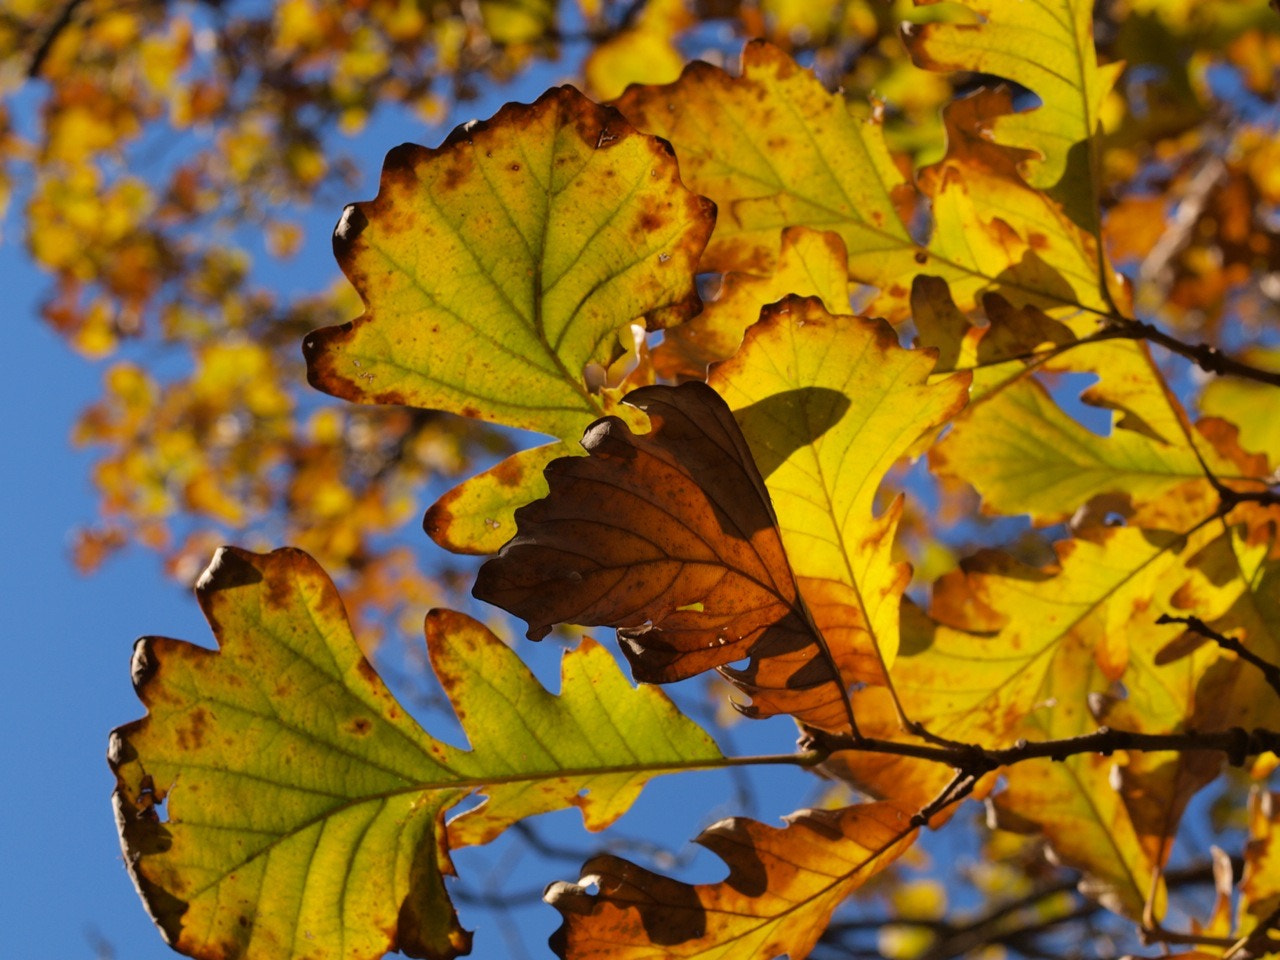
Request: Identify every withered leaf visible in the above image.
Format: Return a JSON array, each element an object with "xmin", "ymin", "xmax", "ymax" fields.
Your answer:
[
  {"xmin": 546, "ymin": 802, "xmax": 917, "ymax": 960},
  {"xmin": 472, "ymin": 381, "xmax": 844, "ymax": 708}
]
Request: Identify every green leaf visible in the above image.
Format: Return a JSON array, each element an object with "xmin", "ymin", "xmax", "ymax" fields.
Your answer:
[
  {"xmin": 303, "ymin": 85, "xmax": 714, "ymax": 441},
  {"xmin": 930, "ymin": 375, "xmax": 1241, "ymax": 524},
  {"xmin": 110, "ymin": 547, "xmax": 722, "ymax": 960}
]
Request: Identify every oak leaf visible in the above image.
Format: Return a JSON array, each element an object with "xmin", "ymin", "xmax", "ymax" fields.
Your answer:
[
  {"xmin": 905, "ymin": 0, "xmax": 1123, "ymax": 232},
  {"xmin": 652, "ymin": 227, "xmax": 853, "ymax": 381},
  {"xmin": 472, "ymin": 380, "xmax": 859, "ymax": 730},
  {"xmin": 303, "ymin": 85, "xmax": 714, "ymax": 554},
  {"xmin": 109, "ymin": 546, "xmax": 721, "ymax": 960},
  {"xmin": 828, "ymin": 522, "xmax": 1238, "ymax": 913},
  {"xmin": 546, "ymin": 802, "xmax": 917, "ymax": 960},
  {"xmin": 709, "ymin": 296, "xmax": 969, "ymax": 718}
]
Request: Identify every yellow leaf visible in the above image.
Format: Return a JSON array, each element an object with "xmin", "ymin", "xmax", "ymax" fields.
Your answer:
[
  {"xmin": 905, "ymin": 0, "xmax": 1124, "ymax": 232},
  {"xmin": 709, "ymin": 296, "xmax": 969, "ymax": 711},
  {"xmin": 613, "ymin": 41, "xmax": 919, "ymax": 284},
  {"xmin": 654, "ymin": 226, "xmax": 852, "ymax": 380}
]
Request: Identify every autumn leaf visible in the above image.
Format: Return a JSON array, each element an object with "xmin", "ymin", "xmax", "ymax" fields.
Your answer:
[
  {"xmin": 109, "ymin": 546, "xmax": 722, "ymax": 960},
  {"xmin": 423, "ymin": 441, "xmax": 566, "ymax": 555},
  {"xmin": 929, "ymin": 376, "xmax": 1247, "ymax": 525},
  {"xmin": 304, "ymin": 85, "xmax": 711, "ymax": 437},
  {"xmin": 905, "ymin": 0, "xmax": 1124, "ymax": 232},
  {"xmin": 472, "ymin": 380, "xmax": 861, "ymax": 731},
  {"xmin": 614, "ymin": 43, "xmax": 1115, "ymax": 320},
  {"xmin": 611, "ymin": 40, "xmax": 918, "ymax": 283},
  {"xmin": 1241, "ymin": 790, "xmax": 1280, "ymax": 938},
  {"xmin": 653, "ymin": 227, "xmax": 853, "ymax": 381},
  {"xmin": 303, "ymin": 85, "xmax": 714, "ymax": 554},
  {"xmin": 828, "ymin": 522, "xmax": 1238, "ymax": 911},
  {"xmin": 546, "ymin": 802, "xmax": 917, "ymax": 960},
  {"xmin": 709, "ymin": 296, "xmax": 969, "ymax": 715}
]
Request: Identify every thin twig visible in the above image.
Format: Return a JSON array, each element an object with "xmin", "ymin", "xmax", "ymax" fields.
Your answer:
[
  {"xmin": 1157, "ymin": 613, "xmax": 1280, "ymax": 699},
  {"xmin": 1097, "ymin": 317, "xmax": 1280, "ymax": 388}
]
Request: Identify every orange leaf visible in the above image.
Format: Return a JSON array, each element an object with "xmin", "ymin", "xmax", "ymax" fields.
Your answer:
[{"xmin": 546, "ymin": 802, "xmax": 917, "ymax": 960}]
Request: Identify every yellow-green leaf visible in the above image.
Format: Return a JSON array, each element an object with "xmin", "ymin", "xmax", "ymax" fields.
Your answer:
[
  {"xmin": 906, "ymin": 0, "xmax": 1124, "ymax": 230},
  {"xmin": 303, "ymin": 85, "xmax": 714, "ymax": 440},
  {"xmin": 709, "ymin": 296, "xmax": 969, "ymax": 705},
  {"xmin": 110, "ymin": 547, "xmax": 722, "ymax": 960},
  {"xmin": 546, "ymin": 802, "xmax": 917, "ymax": 960},
  {"xmin": 930, "ymin": 375, "xmax": 1245, "ymax": 524}
]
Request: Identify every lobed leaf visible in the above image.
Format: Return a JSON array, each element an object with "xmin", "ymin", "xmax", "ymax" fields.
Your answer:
[
  {"xmin": 612, "ymin": 40, "xmax": 917, "ymax": 283},
  {"xmin": 614, "ymin": 44, "xmax": 1116, "ymax": 321},
  {"xmin": 304, "ymin": 85, "xmax": 712, "ymax": 439},
  {"xmin": 546, "ymin": 802, "xmax": 917, "ymax": 960},
  {"xmin": 302, "ymin": 85, "xmax": 714, "ymax": 556},
  {"xmin": 828, "ymin": 520, "xmax": 1244, "ymax": 912},
  {"xmin": 905, "ymin": 0, "xmax": 1124, "ymax": 231},
  {"xmin": 709, "ymin": 296, "xmax": 969, "ymax": 724},
  {"xmin": 110, "ymin": 547, "xmax": 722, "ymax": 960},
  {"xmin": 472, "ymin": 380, "xmax": 856, "ymax": 728},
  {"xmin": 652, "ymin": 227, "xmax": 853, "ymax": 381}
]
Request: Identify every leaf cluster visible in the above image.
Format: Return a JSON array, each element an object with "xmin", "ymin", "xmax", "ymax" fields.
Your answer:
[{"xmin": 9, "ymin": 0, "xmax": 1280, "ymax": 958}]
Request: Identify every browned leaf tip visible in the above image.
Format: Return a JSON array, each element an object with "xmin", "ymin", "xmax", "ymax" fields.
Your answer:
[{"xmin": 471, "ymin": 381, "xmax": 825, "ymax": 685}]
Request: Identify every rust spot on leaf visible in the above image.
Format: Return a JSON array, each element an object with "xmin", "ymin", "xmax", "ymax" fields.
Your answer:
[
  {"xmin": 639, "ymin": 210, "xmax": 667, "ymax": 233},
  {"xmin": 176, "ymin": 706, "xmax": 209, "ymax": 750},
  {"xmin": 348, "ymin": 717, "xmax": 373, "ymax": 735}
]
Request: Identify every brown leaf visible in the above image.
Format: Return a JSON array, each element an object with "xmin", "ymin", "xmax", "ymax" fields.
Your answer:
[
  {"xmin": 545, "ymin": 802, "xmax": 917, "ymax": 960},
  {"xmin": 472, "ymin": 381, "xmax": 845, "ymax": 719}
]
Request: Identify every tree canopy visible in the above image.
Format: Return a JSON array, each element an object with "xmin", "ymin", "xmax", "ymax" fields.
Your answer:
[{"xmin": 5, "ymin": 1, "xmax": 1280, "ymax": 958}]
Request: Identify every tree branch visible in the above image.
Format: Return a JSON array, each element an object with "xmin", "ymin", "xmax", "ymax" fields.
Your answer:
[
  {"xmin": 1099, "ymin": 317, "xmax": 1280, "ymax": 388},
  {"xmin": 1157, "ymin": 613, "xmax": 1280, "ymax": 699},
  {"xmin": 804, "ymin": 724, "xmax": 1280, "ymax": 774}
]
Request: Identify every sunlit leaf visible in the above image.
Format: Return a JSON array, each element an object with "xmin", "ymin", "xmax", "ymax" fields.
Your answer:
[
  {"xmin": 614, "ymin": 43, "xmax": 1116, "ymax": 320},
  {"xmin": 709, "ymin": 296, "xmax": 969, "ymax": 723},
  {"xmin": 1199, "ymin": 347, "xmax": 1280, "ymax": 469},
  {"xmin": 653, "ymin": 227, "xmax": 853, "ymax": 380},
  {"xmin": 303, "ymin": 85, "xmax": 714, "ymax": 440},
  {"xmin": 110, "ymin": 547, "xmax": 722, "ymax": 960},
  {"xmin": 546, "ymin": 802, "xmax": 917, "ymax": 960},
  {"xmin": 471, "ymin": 382, "xmax": 848, "ymax": 720},
  {"xmin": 905, "ymin": 0, "xmax": 1124, "ymax": 231},
  {"xmin": 1241, "ymin": 790, "xmax": 1280, "ymax": 936},
  {"xmin": 930, "ymin": 375, "xmax": 1247, "ymax": 524},
  {"xmin": 828, "ymin": 521, "xmax": 1233, "ymax": 910},
  {"xmin": 424, "ymin": 441, "xmax": 566, "ymax": 555},
  {"xmin": 611, "ymin": 40, "xmax": 920, "ymax": 285}
]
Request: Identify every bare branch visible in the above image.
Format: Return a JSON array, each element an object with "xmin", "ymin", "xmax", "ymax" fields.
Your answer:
[{"xmin": 1157, "ymin": 613, "xmax": 1280, "ymax": 699}]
